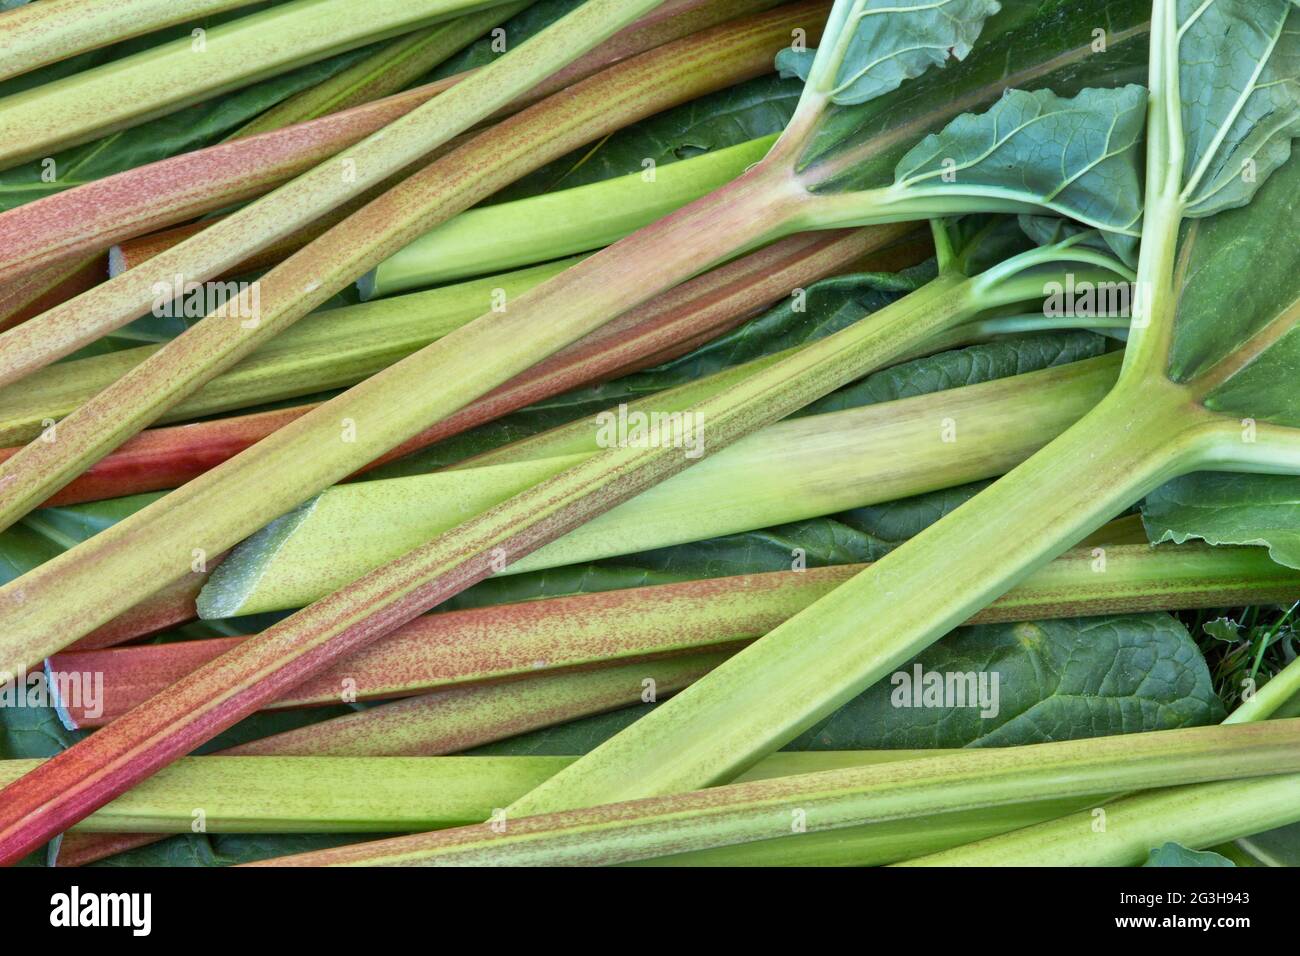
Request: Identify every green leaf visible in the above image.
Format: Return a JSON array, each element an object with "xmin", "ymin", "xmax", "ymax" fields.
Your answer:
[
  {"xmin": 890, "ymin": 85, "xmax": 1147, "ymax": 236},
  {"xmin": 1234, "ymin": 821, "xmax": 1300, "ymax": 866},
  {"xmin": 1161, "ymin": 130, "xmax": 1300, "ymax": 425},
  {"xmin": 1142, "ymin": 473, "xmax": 1300, "ymax": 570},
  {"xmin": 798, "ymin": 0, "xmax": 1152, "ymax": 192},
  {"xmin": 1143, "ymin": 842, "xmax": 1235, "ymax": 867},
  {"xmin": 1177, "ymin": 0, "xmax": 1300, "ymax": 217},
  {"xmin": 775, "ymin": 0, "xmax": 1001, "ymax": 106},
  {"xmin": 471, "ymin": 614, "xmax": 1224, "ymax": 754},
  {"xmin": 430, "ymin": 0, "xmax": 583, "ymax": 79},
  {"xmin": 789, "ymin": 615, "xmax": 1225, "ymax": 749}
]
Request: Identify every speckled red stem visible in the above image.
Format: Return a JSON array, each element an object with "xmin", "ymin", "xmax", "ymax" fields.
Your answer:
[{"xmin": 49, "ymin": 652, "xmax": 723, "ymax": 866}]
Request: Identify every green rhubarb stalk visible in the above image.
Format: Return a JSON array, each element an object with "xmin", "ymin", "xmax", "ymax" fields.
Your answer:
[
  {"xmin": 58, "ymin": 538, "xmax": 1300, "ymax": 728},
  {"xmin": 0, "ymin": 140, "xmax": 776, "ymax": 444},
  {"xmin": 0, "ymin": 0, "xmax": 516, "ymax": 170},
  {"xmin": 245, "ymin": 720, "xmax": 1300, "ymax": 866},
  {"xmin": 503, "ymin": 0, "xmax": 1300, "ymax": 819},
  {"xmin": 0, "ymin": 243, "xmax": 1072, "ymax": 862},
  {"xmin": 360, "ymin": 135, "xmax": 777, "ymax": 297},
  {"xmin": 229, "ymin": 3, "xmax": 530, "ymax": 139},
  {"xmin": 201, "ymin": 352, "xmax": 1122, "ymax": 617},
  {"xmin": 0, "ymin": 259, "xmax": 577, "ymax": 445},
  {"xmin": 0, "ymin": 751, "xmax": 940, "ymax": 835},
  {"xmin": 0, "ymin": 0, "xmax": 264, "ymax": 83},
  {"xmin": 50, "ymin": 652, "xmax": 728, "ymax": 866},
  {"xmin": 0, "ymin": 0, "xmax": 808, "ymax": 535}
]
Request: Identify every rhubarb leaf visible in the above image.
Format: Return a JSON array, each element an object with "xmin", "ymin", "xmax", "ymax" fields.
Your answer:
[
  {"xmin": 1141, "ymin": 474, "xmax": 1300, "ymax": 570},
  {"xmin": 1178, "ymin": 0, "xmax": 1300, "ymax": 218},
  {"xmin": 1143, "ymin": 843, "xmax": 1235, "ymax": 867},
  {"xmin": 431, "ymin": 0, "xmax": 582, "ymax": 78},
  {"xmin": 1234, "ymin": 821, "xmax": 1300, "ymax": 867},
  {"xmin": 798, "ymin": 0, "xmax": 1152, "ymax": 190},
  {"xmin": 787, "ymin": 614, "xmax": 1224, "ymax": 749},
  {"xmin": 1169, "ymin": 143, "xmax": 1300, "ymax": 406},
  {"xmin": 889, "ymin": 85, "xmax": 1148, "ymax": 236},
  {"xmin": 775, "ymin": 0, "xmax": 1001, "ymax": 106},
  {"xmin": 469, "ymin": 614, "xmax": 1223, "ymax": 754}
]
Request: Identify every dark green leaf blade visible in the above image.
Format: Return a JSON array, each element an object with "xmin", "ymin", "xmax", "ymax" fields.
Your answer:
[
  {"xmin": 890, "ymin": 85, "xmax": 1147, "ymax": 235},
  {"xmin": 1178, "ymin": 0, "xmax": 1300, "ymax": 217},
  {"xmin": 1143, "ymin": 842, "xmax": 1235, "ymax": 867},
  {"xmin": 776, "ymin": 0, "xmax": 1001, "ymax": 106},
  {"xmin": 1142, "ymin": 473, "xmax": 1300, "ymax": 569}
]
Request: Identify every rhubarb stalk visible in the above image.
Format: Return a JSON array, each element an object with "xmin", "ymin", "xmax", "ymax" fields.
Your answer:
[
  {"xmin": 0, "ymin": 0, "xmax": 263, "ymax": 83},
  {"xmin": 0, "ymin": 0, "xmax": 521, "ymax": 169},
  {"xmin": 247, "ymin": 720, "xmax": 1300, "ymax": 866},
  {"xmin": 50, "ymin": 541, "xmax": 1300, "ymax": 728}
]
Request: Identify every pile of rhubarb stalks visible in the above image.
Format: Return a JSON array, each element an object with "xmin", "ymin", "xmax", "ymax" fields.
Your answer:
[{"xmin": 0, "ymin": 0, "xmax": 1298, "ymax": 868}]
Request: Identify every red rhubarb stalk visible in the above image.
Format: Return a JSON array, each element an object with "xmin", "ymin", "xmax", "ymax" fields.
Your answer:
[{"xmin": 48, "ymin": 542, "xmax": 1300, "ymax": 728}]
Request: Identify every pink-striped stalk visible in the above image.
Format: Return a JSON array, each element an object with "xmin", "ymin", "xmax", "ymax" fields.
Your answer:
[
  {"xmin": 0, "ymin": 0, "xmax": 529, "ymax": 170},
  {"xmin": 0, "ymin": 0, "xmax": 264, "ymax": 82},
  {"xmin": 0, "ymin": 0, "xmax": 778, "ymax": 288},
  {"xmin": 50, "ymin": 541, "xmax": 1300, "ymax": 729},
  {"xmin": 0, "ymin": 256, "xmax": 104, "ymax": 334},
  {"xmin": 51, "ymin": 652, "xmax": 727, "ymax": 866},
  {"xmin": 0, "ymin": 227, "xmax": 902, "ymax": 504},
  {"xmin": 0, "ymin": 3, "xmax": 822, "ymax": 537},
  {"xmin": 247, "ymin": 721, "xmax": 1300, "ymax": 866},
  {"xmin": 0, "ymin": 256, "xmax": 1045, "ymax": 862},
  {"xmin": 0, "ymin": 0, "xmax": 671, "ymax": 349},
  {"xmin": 5, "ymin": 751, "xmax": 937, "ymax": 836}
]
